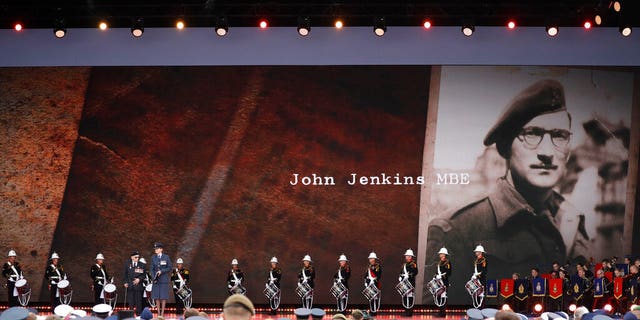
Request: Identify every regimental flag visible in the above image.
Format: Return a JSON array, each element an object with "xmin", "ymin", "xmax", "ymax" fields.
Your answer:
[
  {"xmin": 515, "ymin": 279, "xmax": 529, "ymax": 301},
  {"xmin": 616, "ymin": 264, "xmax": 629, "ymax": 275},
  {"xmin": 605, "ymin": 272, "xmax": 613, "ymax": 282},
  {"xmin": 500, "ymin": 279, "xmax": 515, "ymax": 298},
  {"xmin": 486, "ymin": 279, "xmax": 498, "ymax": 298},
  {"xmin": 532, "ymin": 277, "xmax": 546, "ymax": 297},
  {"xmin": 614, "ymin": 277, "xmax": 624, "ymax": 299},
  {"xmin": 571, "ymin": 275, "xmax": 585, "ymax": 299},
  {"xmin": 594, "ymin": 277, "xmax": 605, "ymax": 298},
  {"xmin": 595, "ymin": 263, "xmax": 603, "ymax": 275},
  {"xmin": 548, "ymin": 278, "xmax": 563, "ymax": 299}
]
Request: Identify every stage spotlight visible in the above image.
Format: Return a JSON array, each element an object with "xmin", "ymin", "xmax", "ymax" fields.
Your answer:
[
  {"xmin": 14, "ymin": 23, "xmax": 23, "ymax": 31},
  {"xmin": 462, "ymin": 25, "xmax": 474, "ymax": 36},
  {"xmin": 334, "ymin": 19, "xmax": 344, "ymax": 29},
  {"xmin": 534, "ymin": 303, "xmax": 543, "ymax": 313},
  {"xmin": 507, "ymin": 20, "xmax": 516, "ymax": 29},
  {"xmin": 297, "ymin": 16, "xmax": 311, "ymax": 36},
  {"xmin": 501, "ymin": 304, "xmax": 512, "ymax": 311},
  {"xmin": 98, "ymin": 21, "xmax": 108, "ymax": 30},
  {"xmin": 620, "ymin": 26, "xmax": 632, "ymax": 36},
  {"xmin": 131, "ymin": 17, "xmax": 144, "ymax": 38},
  {"xmin": 611, "ymin": 1, "xmax": 621, "ymax": 12},
  {"xmin": 53, "ymin": 17, "xmax": 66, "ymax": 38},
  {"xmin": 569, "ymin": 304, "xmax": 577, "ymax": 312},
  {"xmin": 631, "ymin": 304, "xmax": 639, "ymax": 311},
  {"xmin": 546, "ymin": 25, "xmax": 559, "ymax": 37},
  {"xmin": 423, "ymin": 19, "xmax": 432, "ymax": 29},
  {"xmin": 583, "ymin": 20, "xmax": 592, "ymax": 29},
  {"xmin": 595, "ymin": 13, "xmax": 603, "ymax": 25},
  {"xmin": 215, "ymin": 16, "xmax": 228, "ymax": 37},
  {"xmin": 604, "ymin": 304, "xmax": 613, "ymax": 312},
  {"xmin": 259, "ymin": 19, "xmax": 268, "ymax": 29},
  {"xmin": 176, "ymin": 19, "xmax": 185, "ymax": 30},
  {"xmin": 373, "ymin": 17, "xmax": 386, "ymax": 37}
]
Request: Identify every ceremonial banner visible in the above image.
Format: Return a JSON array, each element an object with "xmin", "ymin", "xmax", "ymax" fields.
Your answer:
[
  {"xmin": 571, "ymin": 276, "xmax": 585, "ymax": 299},
  {"xmin": 515, "ymin": 279, "xmax": 529, "ymax": 301},
  {"xmin": 500, "ymin": 279, "xmax": 514, "ymax": 298},
  {"xmin": 532, "ymin": 278, "xmax": 546, "ymax": 297},
  {"xmin": 548, "ymin": 278, "xmax": 563, "ymax": 299},
  {"xmin": 616, "ymin": 264, "xmax": 630, "ymax": 275},
  {"xmin": 594, "ymin": 277, "xmax": 605, "ymax": 298},
  {"xmin": 614, "ymin": 277, "xmax": 624, "ymax": 299},
  {"xmin": 486, "ymin": 279, "xmax": 499, "ymax": 298}
]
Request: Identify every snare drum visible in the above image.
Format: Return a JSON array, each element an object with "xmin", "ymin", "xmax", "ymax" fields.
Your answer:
[
  {"xmin": 15, "ymin": 279, "xmax": 31, "ymax": 295},
  {"xmin": 465, "ymin": 278, "xmax": 483, "ymax": 296},
  {"xmin": 395, "ymin": 278, "xmax": 414, "ymax": 296},
  {"xmin": 362, "ymin": 283, "xmax": 380, "ymax": 301},
  {"xmin": 176, "ymin": 285, "xmax": 192, "ymax": 301},
  {"xmin": 263, "ymin": 283, "xmax": 279, "ymax": 299},
  {"xmin": 295, "ymin": 282, "xmax": 312, "ymax": 298},
  {"xmin": 103, "ymin": 283, "xmax": 117, "ymax": 300},
  {"xmin": 330, "ymin": 281, "xmax": 347, "ymax": 299},
  {"xmin": 427, "ymin": 278, "xmax": 445, "ymax": 296},
  {"xmin": 57, "ymin": 280, "xmax": 72, "ymax": 296}
]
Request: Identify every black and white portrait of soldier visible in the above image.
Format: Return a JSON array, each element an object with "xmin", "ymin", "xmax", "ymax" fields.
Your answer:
[{"xmin": 419, "ymin": 66, "xmax": 634, "ymax": 304}]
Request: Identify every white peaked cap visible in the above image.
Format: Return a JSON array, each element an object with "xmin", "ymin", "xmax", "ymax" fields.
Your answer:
[
  {"xmin": 8, "ymin": 250, "xmax": 17, "ymax": 257},
  {"xmin": 96, "ymin": 253, "xmax": 105, "ymax": 260},
  {"xmin": 54, "ymin": 304, "xmax": 74, "ymax": 317},
  {"xmin": 231, "ymin": 258, "xmax": 239, "ymax": 265},
  {"xmin": 338, "ymin": 254, "xmax": 348, "ymax": 262},
  {"xmin": 368, "ymin": 252, "xmax": 378, "ymax": 260},
  {"xmin": 51, "ymin": 252, "xmax": 60, "ymax": 259},
  {"xmin": 302, "ymin": 255, "xmax": 312, "ymax": 262},
  {"xmin": 404, "ymin": 249, "xmax": 415, "ymax": 257},
  {"xmin": 438, "ymin": 247, "xmax": 449, "ymax": 255},
  {"xmin": 474, "ymin": 245, "xmax": 486, "ymax": 253},
  {"xmin": 92, "ymin": 303, "xmax": 113, "ymax": 314},
  {"xmin": 270, "ymin": 257, "xmax": 279, "ymax": 264},
  {"xmin": 176, "ymin": 258, "xmax": 184, "ymax": 264}
]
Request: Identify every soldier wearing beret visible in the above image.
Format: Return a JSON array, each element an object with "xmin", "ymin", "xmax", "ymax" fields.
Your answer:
[{"xmin": 424, "ymin": 79, "xmax": 589, "ymax": 305}]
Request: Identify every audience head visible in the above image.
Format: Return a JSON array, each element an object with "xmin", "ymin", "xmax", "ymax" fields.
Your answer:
[{"xmin": 222, "ymin": 294, "xmax": 255, "ymax": 320}]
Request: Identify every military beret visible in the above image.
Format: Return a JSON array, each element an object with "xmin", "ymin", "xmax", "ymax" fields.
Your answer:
[
  {"xmin": 484, "ymin": 79, "xmax": 567, "ymax": 158},
  {"xmin": 333, "ymin": 314, "xmax": 348, "ymax": 320},
  {"xmin": 0, "ymin": 307, "xmax": 29, "ymax": 320},
  {"xmin": 295, "ymin": 308, "xmax": 311, "ymax": 320},
  {"xmin": 311, "ymin": 309, "xmax": 326, "ymax": 319},
  {"xmin": 224, "ymin": 294, "xmax": 255, "ymax": 315}
]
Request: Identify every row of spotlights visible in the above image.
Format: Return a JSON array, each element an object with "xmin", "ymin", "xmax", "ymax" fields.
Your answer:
[{"xmin": 10, "ymin": 19, "xmax": 632, "ymax": 38}]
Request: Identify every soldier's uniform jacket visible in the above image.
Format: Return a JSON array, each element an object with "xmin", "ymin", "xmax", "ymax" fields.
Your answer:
[
  {"xmin": 227, "ymin": 269, "xmax": 244, "ymax": 288},
  {"xmin": 401, "ymin": 261, "xmax": 418, "ymax": 286},
  {"xmin": 424, "ymin": 178, "xmax": 589, "ymax": 304},
  {"xmin": 45, "ymin": 264, "xmax": 65, "ymax": 285},
  {"xmin": 267, "ymin": 267, "xmax": 282, "ymax": 288},
  {"xmin": 2, "ymin": 261, "xmax": 22, "ymax": 283},
  {"xmin": 624, "ymin": 272, "xmax": 639, "ymax": 302},
  {"xmin": 334, "ymin": 265, "xmax": 351, "ymax": 288},
  {"xmin": 123, "ymin": 260, "xmax": 146, "ymax": 290},
  {"xmin": 298, "ymin": 266, "xmax": 315, "ymax": 288},
  {"xmin": 437, "ymin": 259, "xmax": 452, "ymax": 287},
  {"xmin": 90, "ymin": 264, "xmax": 110, "ymax": 287},
  {"xmin": 171, "ymin": 267, "xmax": 190, "ymax": 290},
  {"xmin": 365, "ymin": 263, "xmax": 382, "ymax": 289}
]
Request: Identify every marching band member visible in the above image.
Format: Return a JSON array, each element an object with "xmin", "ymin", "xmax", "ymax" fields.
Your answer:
[
  {"xmin": 365, "ymin": 252, "xmax": 382, "ymax": 316},
  {"xmin": 90, "ymin": 253, "xmax": 110, "ymax": 304},
  {"xmin": 571, "ymin": 267, "xmax": 592, "ymax": 309},
  {"xmin": 469, "ymin": 245, "xmax": 487, "ymax": 308},
  {"xmin": 266, "ymin": 256, "xmax": 282, "ymax": 315},
  {"xmin": 2, "ymin": 250, "xmax": 23, "ymax": 307},
  {"xmin": 151, "ymin": 242, "xmax": 172, "ymax": 317},
  {"xmin": 171, "ymin": 258, "xmax": 190, "ymax": 315},
  {"xmin": 45, "ymin": 252, "xmax": 66, "ymax": 310},
  {"xmin": 123, "ymin": 251, "xmax": 146, "ymax": 315},
  {"xmin": 624, "ymin": 265, "xmax": 639, "ymax": 308},
  {"xmin": 399, "ymin": 249, "xmax": 418, "ymax": 316},
  {"xmin": 298, "ymin": 255, "xmax": 315, "ymax": 308},
  {"xmin": 333, "ymin": 254, "xmax": 351, "ymax": 312},
  {"xmin": 436, "ymin": 247, "xmax": 452, "ymax": 317},
  {"xmin": 227, "ymin": 258, "xmax": 245, "ymax": 295},
  {"xmin": 528, "ymin": 267, "xmax": 542, "ymax": 312},
  {"xmin": 592, "ymin": 268, "xmax": 612, "ymax": 310}
]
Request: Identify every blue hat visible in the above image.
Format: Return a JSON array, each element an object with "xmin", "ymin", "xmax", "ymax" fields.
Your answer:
[
  {"xmin": 481, "ymin": 308, "xmax": 499, "ymax": 319},
  {"xmin": 311, "ymin": 308, "xmax": 326, "ymax": 319},
  {"xmin": 105, "ymin": 315, "xmax": 118, "ymax": 320},
  {"xmin": 153, "ymin": 242, "xmax": 163, "ymax": 249},
  {"xmin": 140, "ymin": 308, "xmax": 153, "ymax": 320},
  {"xmin": 467, "ymin": 309, "xmax": 484, "ymax": 320},
  {"xmin": 592, "ymin": 315, "xmax": 613, "ymax": 320},
  {"xmin": 295, "ymin": 308, "xmax": 311, "ymax": 319},
  {"xmin": 0, "ymin": 307, "xmax": 29, "ymax": 320},
  {"xmin": 623, "ymin": 312, "xmax": 637, "ymax": 320}
]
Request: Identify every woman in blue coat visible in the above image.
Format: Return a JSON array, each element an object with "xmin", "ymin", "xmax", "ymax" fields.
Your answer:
[{"xmin": 151, "ymin": 242, "xmax": 172, "ymax": 317}]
